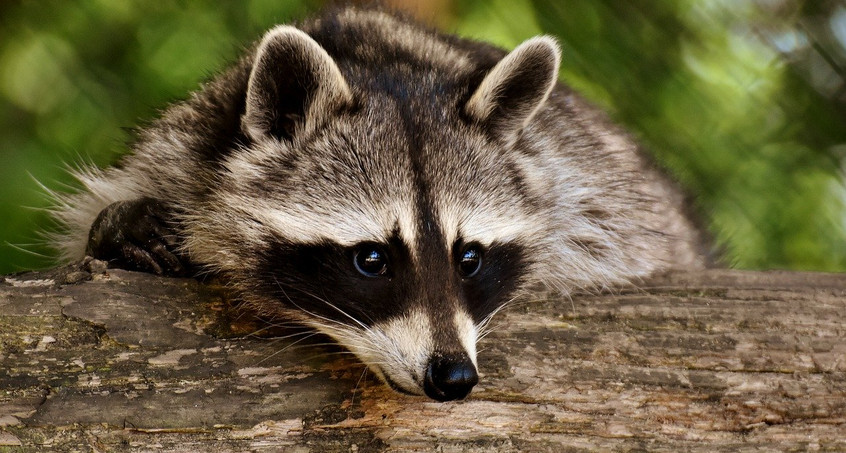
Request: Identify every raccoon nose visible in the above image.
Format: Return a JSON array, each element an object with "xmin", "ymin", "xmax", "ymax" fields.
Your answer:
[{"xmin": 423, "ymin": 353, "xmax": 478, "ymax": 401}]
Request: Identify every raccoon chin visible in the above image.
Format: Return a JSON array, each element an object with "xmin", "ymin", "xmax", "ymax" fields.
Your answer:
[{"xmin": 369, "ymin": 365, "xmax": 425, "ymax": 396}]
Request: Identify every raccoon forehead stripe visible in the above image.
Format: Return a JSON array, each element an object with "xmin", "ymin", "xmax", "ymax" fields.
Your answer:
[
  {"xmin": 214, "ymin": 192, "xmax": 419, "ymax": 248},
  {"xmin": 438, "ymin": 204, "xmax": 542, "ymax": 247},
  {"xmin": 262, "ymin": 206, "xmax": 413, "ymax": 246}
]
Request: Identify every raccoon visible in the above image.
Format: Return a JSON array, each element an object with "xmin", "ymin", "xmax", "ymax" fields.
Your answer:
[{"xmin": 51, "ymin": 6, "xmax": 705, "ymax": 401}]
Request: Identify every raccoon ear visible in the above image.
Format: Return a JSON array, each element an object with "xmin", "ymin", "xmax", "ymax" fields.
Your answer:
[
  {"xmin": 243, "ymin": 25, "xmax": 353, "ymax": 142},
  {"xmin": 464, "ymin": 36, "xmax": 561, "ymax": 145}
]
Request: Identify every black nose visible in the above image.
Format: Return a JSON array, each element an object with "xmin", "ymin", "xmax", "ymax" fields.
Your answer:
[{"xmin": 423, "ymin": 354, "xmax": 478, "ymax": 401}]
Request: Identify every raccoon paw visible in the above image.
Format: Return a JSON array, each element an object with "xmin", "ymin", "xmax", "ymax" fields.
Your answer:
[{"xmin": 86, "ymin": 197, "xmax": 189, "ymax": 276}]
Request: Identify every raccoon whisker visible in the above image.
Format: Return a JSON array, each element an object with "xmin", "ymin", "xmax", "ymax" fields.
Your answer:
[
  {"xmin": 258, "ymin": 321, "xmax": 309, "ymax": 331},
  {"xmin": 312, "ymin": 334, "xmax": 385, "ymax": 356},
  {"xmin": 477, "ymin": 318, "xmax": 507, "ymax": 341},
  {"xmin": 279, "ymin": 315, "xmax": 377, "ymax": 353},
  {"xmin": 275, "ymin": 342, "xmax": 342, "ymax": 350},
  {"xmin": 318, "ymin": 328, "xmax": 389, "ymax": 359},
  {"xmin": 256, "ymin": 332, "xmax": 322, "ymax": 365},
  {"xmin": 478, "ymin": 329, "xmax": 501, "ymax": 342},
  {"xmin": 270, "ymin": 276, "xmax": 373, "ymax": 330},
  {"xmin": 306, "ymin": 292, "xmax": 372, "ymax": 331},
  {"xmin": 478, "ymin": 301, "xmax": 510, "ymax": 328},
  {"xmin": 280, "ymin": 311, "xmax": 390, "ymax": 370},
  {"xmin": 299, "ymin": 307, "xmax": 365, "ymax": 336},
  {"xmin": 477, "ymin": 301, "xmax": 524, "ymax": 341},
  {"xmin": 262, "ymin": 310, "xmax": 297, "ymax": 326},
  {"xmin": 294, "ymin": 308, "xmax": 354, "ymax": 335},
  {"xmin": 279, "ymin": 282, "xmax": 374, "ymax": 331},
  {"xmin": 232, "ymin": 308, "xmax": 257, "ymax": 323},
  {"xmin": 307, "ymin": 354, "xmax": 388, "ymax": 366},
  {"xmin": 249, "ymin": 329, "xmax": 315, "ymax": 341},
  {"xmin": 260, "ymin": 337, "xmax": 360, "ymax": 352},
  {"xmin": 299, "ymin": 343, "xmax": 384, "ymax": 354},
  {"xmin": 293, "ymin": 346, "xmax": 392, "ymax": 366},
  {"xmin": 477, "ymin": 329, "xmax": 495, "ymax": 342},
  {"xmin": 245, "ymin": 319, "xmax": 311, "ymax": 336},
  {"xmin": 351, "ymin": 367, "xmax": 369, "ymax": 405},
  {"xmin": 244, "ymin": 315, "xmax": 299, "ymax": 327},
  {"xmin": 476, "ymin": 294, "xmax": 522, "ymax": 339},
  {"xmin": 260, "ymin": 344, "xmax": 368, "ymax": 361},
  {"xmin": 263, "ymin": 330, "xmax": 321, "ymax": 348},
  {"xmin": 272, "ymin": 277, "xmax": 366, "ymax": 334},
  {"xmin": 310, "ymin": 353, "xmax": 390, "ymax": 365}
]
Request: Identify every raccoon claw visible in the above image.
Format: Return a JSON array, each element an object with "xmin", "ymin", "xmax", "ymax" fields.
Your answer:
[
  {"xmin": 120, "ymin": 243, "xmax": 164, "ymax": 275},
  {"xmin": 86, "ymin": 197, "xmax": 189, "ymax": 276},
  {"xmin": 119, "ymin": 240, "xmax": 184, "ymax": 276}
]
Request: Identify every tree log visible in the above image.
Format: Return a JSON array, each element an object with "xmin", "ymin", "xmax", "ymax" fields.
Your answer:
[{"xmin": 1, "ymin": 262, "xmax": 844, "ymax": 452}]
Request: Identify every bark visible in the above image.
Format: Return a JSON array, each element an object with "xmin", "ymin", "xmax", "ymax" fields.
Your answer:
[{"xmin": 1, "ymin": 261, "xmax": 844, "ymax": 452}]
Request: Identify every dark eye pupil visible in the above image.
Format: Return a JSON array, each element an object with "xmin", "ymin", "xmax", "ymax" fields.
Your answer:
[
  {"xmin": 459, "ymin": 247, "xmax": 482, "ymax": 277},
  {"xmin": 354, "ymin": 248, "xmax": 387, "ymax": 276}
]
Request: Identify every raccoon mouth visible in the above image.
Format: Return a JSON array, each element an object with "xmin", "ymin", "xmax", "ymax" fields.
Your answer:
[{"xmin": 371, "ymin": 365, "xmax": 423, "ymax": 396}]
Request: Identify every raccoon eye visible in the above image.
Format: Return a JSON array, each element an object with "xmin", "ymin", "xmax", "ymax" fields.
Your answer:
[
  {"xmin": 354, "ymin": 246, "xmax": 388, "ymax": 277},
  {"xmin": 457, "ymin": 244, "xmax": 483, "ymax": 278}
]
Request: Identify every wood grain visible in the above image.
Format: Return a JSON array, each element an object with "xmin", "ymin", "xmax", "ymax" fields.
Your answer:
[{"xmin": 1, "ymin": 262, "xmax": 843, "ymax": 452}]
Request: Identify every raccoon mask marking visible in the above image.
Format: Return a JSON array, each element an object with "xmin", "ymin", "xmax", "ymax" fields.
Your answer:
[{"xmin": 53, "ymin": 7, "xmax": 705, "ymax": 401}]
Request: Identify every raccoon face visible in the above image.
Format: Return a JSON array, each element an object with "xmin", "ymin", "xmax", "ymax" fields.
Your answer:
[{"xmin": 191, "ymin": 26, "xmax": 560, "ymax": 400}]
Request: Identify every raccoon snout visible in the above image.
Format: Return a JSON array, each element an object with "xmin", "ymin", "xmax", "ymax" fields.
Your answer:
[{"xmin": 423, "ymin": 353, "xmax": 478, "ymax": 401}]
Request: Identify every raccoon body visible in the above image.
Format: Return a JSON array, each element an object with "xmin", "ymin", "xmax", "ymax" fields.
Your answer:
[{"xmin": 52, "ymin": 7, "xmax": 705, "ymax": 401}]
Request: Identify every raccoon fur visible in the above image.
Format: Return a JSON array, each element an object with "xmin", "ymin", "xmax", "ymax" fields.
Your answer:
[{"xmin": 51, "ymin": 6, "xmax": 705, "ymax": 401}]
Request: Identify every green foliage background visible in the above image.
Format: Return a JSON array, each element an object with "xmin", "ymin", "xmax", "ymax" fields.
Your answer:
[{"xmin": 1, "ymin": 0, "xmax": 845, "ymax": 273}]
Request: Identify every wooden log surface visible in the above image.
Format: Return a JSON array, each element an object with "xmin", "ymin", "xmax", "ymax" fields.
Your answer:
[{"xmin": 1, "ymin": 261, "xmax": 844, "ymax": 452}]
